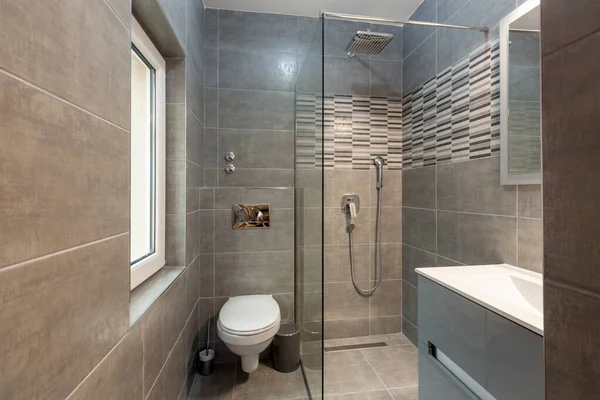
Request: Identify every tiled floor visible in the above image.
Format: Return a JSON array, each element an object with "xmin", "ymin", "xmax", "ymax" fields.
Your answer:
[{"xmin": 188, "ymin": 334, "xmax": 417, "ymax": 400}]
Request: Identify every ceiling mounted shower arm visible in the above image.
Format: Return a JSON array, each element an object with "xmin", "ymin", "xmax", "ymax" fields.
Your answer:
[{"xmin": 320, "ymin": 11, "xmax": 489, "ymax": 33}]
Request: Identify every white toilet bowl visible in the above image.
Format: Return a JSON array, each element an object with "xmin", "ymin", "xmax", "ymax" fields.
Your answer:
[{"xmin": 217, "ymin": 294, "xmax": 281, "ymax": 373}]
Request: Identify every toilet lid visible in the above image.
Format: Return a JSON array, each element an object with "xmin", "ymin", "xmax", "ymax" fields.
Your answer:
[{"xmin": 219, "ymin": 295, "xmax": 280, "ymax": 334}]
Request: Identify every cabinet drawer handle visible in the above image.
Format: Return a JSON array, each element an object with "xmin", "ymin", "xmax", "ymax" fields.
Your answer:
[{"xmin": 427, "ymin": 342, "xmax": 481, "ymax": 400}]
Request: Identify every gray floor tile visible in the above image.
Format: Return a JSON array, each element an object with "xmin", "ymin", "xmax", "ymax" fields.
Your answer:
[
  {"xmin": 388, "ymin": 385, "xmax": 418, "ymax": 400},
  {"xmin": 188, "ymin": 364, "xmax": 235, "ymax": 400},
  {"xmin": 324, "ymin": 350, "xmax": 386, "ymax": 395},
  {"xmin": 361, "ymin": 345, "xmax": 418, "ymax": 389},
  {"xmin": 233, "ymin": 360, "xmax": 307, "ymax": 400},
  {"xmin": 325, "ymin": 389, "xmax": 393, "ymax": 399}
]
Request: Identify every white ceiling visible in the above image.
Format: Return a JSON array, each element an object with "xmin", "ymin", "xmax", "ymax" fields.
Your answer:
[{"xmin": 203, "ymin": 0, "xmax": 424, "ymax": 20}]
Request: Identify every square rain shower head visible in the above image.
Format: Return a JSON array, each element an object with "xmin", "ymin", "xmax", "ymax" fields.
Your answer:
[{"xmin": 346, "ymin": 31, "xmax": 394, "ymax": 57}]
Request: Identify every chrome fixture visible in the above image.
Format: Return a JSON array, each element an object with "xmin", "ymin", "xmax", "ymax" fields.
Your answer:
[
  {"xmin": 346, "ymin": 31, "xmax": 394, "ymax": 58},
  {"xmin": 321, "ymin": 11, "xmax": 488, "ymax": 32},
  {"xmin": 224, "ymin": 164, "xmax": 235, "ymax": 174},
  {"xmin": 224, "ymin": 151, "xmax": 235, "ymax": 162}
]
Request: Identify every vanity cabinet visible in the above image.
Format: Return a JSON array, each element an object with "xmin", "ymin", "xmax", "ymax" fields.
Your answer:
[{"xmin": 418, "ymin": 276, "xmax": 544, "ymax": 400}]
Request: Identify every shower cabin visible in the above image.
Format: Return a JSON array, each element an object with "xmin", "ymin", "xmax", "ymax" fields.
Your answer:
[{"xmin": 294, "ymin": 11, "xmax": 496, "ymax": 398}]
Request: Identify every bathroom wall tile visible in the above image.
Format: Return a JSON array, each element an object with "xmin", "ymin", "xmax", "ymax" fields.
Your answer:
[
  {"xmin": 213, "ymin": 209, "xmax": 294, "ymax": 253},
  {"xmin": 199, "ymin": 254, "xmax": 214, "ymax": 298},
  {"xmin": 214, "ymin": 187, "xmax": 293, "ymax": 210},
  {"xmin": 402, "ymin": 281, "xmax": 418, "ymax": 326},
  {"xmin": 324, "ymin": 206, "xmax": 371, "ymax": 246},
  {"xmin": 218, "ymin": 168, "xmax": 294, "ymax": 188},
  {"xmin": 324, "ymin": 319, "xmax": 370, "ymax": 340},
  {"xmin": 370, "ymin": 207, "xmax": 403, "ymax": 244},
  {"xmin": 296, "ymin": 53, "xmax": 323, "ymax": 94},
  {"xmin": 371, "ymin": 24, "xmax": 403, "ymax": 61},
  {"xmin": 370, "ymin": 279, "xmax": 402, "ymax": 317},
  {"xmin": 297, "ymin": 16, "xmax": 319, "ymax": 56},
  {"xmin": 167, "ymin": 159, "xmax": 187, "ymax": 191},
  {"xmin": 324, "ymin": 19, "xmax": 369, "ymax": 57},
  {"xmin": 542, "ymin": 32, "xmax": 600, "ymax": 293},
  {"xmin": 185, "ymin": 259, "xmax": 200, "ymax": 315},
  {"xmin": 437, "ymin": 256, "xmax": 464, "ymax": 267},
  {"xmin": 186, "ymin": 212, "xmax": 200, "ymax": 266},
  {"xmin": 219, "ymin": 89, "xmax": 294, "ymax": 130},
  {"xmin": 437, "ymin": 211, "xmax": 517, "ymax": 265},
  {"xmin": 187, "ymin": 188, "xmax": 199, "ymax": 214},
  {"xmin": 373, "ymin": 243, "xmax": 403, "ymax": 281},
  {"xmin": 510, "ymin": 32, "xmax": 542, "ymax": 67},
  {"xmin": 204, "ymin": 46, "xmax": 218, "ymax": 88},
  {"xmin": 166, "ymin": 214, "xmax": 186, "ymax": 266},
  {"xmin": 437, "ymin": 157, "xmax": 517, "ymax": 216},
  {"xmin": 403, "ymin": 0, "xmax": 437, "ymax": 59},
  {"xmin": 67, "ymin": 322, "xmax": 143, "ymax": 400},
  {"xmin": 187, "ymin": 110, "xmax": 204, "ymax": 167},
  {"xmin": 402, "ymin": 317, "xmax": 418, "ymax": 346},
  {"xmin": 166, "ymin": 58, "xmax": 186, "ymax": 104},
  {"xmin": 402, "ymin": 244, "xmax": 437, "ymax": 287},
  {"xmin": 186, "ymin": 60, "xmax": 205, "ymax": 126},
  {"xmin": 104, "ymin": 0, "xmax": 131, "ymax": 27},
  {"xmin": 403, "ymin": 32, "xmax": 437, "ymax": 94},
  {"xmin": 509, "ymin": 66, "xmax": 541, "ymax": 101},
  {"xmin": 544, "ymin": 281, "xmax": 600, "ymax": 400},
  {"xmin": 204, "ymin": 88, "xmax": 218, "ymax": 128},
  {"xmin": 0, "ymin": 235, "xmax": 129, "ymax": 400},
  {"xmin": 198, "ymin": 298, "xmax": 216, "ymax": 344},
  {"xmin": 203, "ymin": 128, "xmax": 218, "ymax": 169},
  {"xmin": 0, "ymin": 74, "xmax": 129, "ymax": 269},
  {"xmin": 402, "ymin": 208, "xmax": 437, "ymax": 253},
  {"xmin": 324, "ymin": 244, "xmax": 369, "ymax": 283},
  {"xmin": 325, "ymin": 169, "xmax": 372, "ymax": 208},
  {"xmin": 541, "ymin": 0, "xmax": 600, "ymax": 55},
  {"xmin": 369, "ymin": 316, "xmax": 403, "ymax": 335},
  {"xmin": 324, "ymin": 56, "xmax": 371, "ymax": 96},
  {"xmin": 371, "ymin": 169, "xmax": 403, "ymax": 207},
  {"xmin": 437, "ymin": 0, "xmax": 470, "ymax": 24},
  {"xmin": 219, "ymin": 49, "xmax": 297, "ymax": 91},
  {"xmin": 402, "ymin": 166, "xmax": 436, "ymax": 209},
  {"xmin": 518, "ymin": 218, "xmax": 543, "ymax": 273},
  {"xmin": 324, "ymin": 282, "xmax": 370, "ymax": 320},
  {"xmin": 204, "ymin": 8, "xmax": 219, "ymax": 48},
  {"xmin": 157, "ymin": 0, "xmax": 187, "ymax": 49},
  {"xmin": 218, "ymin": 10, "xmax": 298, "ymax": 53},
  {"xmin": 218, "ymin": 129, "xmax": 294, "ymax": 169},
  {"xmin": 199, "ymin": 210, "xmax": 215, "ymax": 254},
  {"xmin": 168, "ymin": 184, "xmax": 187, "ymax": 215},
  {"xmin": 214, "ymin": 251, "xmax": 294, "ymax": 296},
  {"xmin": 186, "ymin": 0, "xmax": 205, "ymax": 71},
  {"xmin": 518, "ymin": 185, "xmax": 542, "ymax": 219},
  {"xmin": 0, "ymin": 0, "xmax": 130, "ymax": 128},
  {"xmin": 167, "ymin": 104, "xmax": 186, "ymax": 159},
  {"xmin": 273, "ymin": 293, "xmax": 295, "ymax": 323},
  {"xmin": 142, "ymin": 273, "xmax": 188, "ymax": 397},
  {"xmin": 186, "ymin": 160, "xmax": 203, "ymax": 189},
  {"xmin": 369, "ymin": 61, "xmax": 402, "ymax": 99}
]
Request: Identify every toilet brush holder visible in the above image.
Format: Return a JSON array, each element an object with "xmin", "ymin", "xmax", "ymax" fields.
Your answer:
[{"xmin": 198, "ymin": 349, "xmax": 215, "ymax": 376}]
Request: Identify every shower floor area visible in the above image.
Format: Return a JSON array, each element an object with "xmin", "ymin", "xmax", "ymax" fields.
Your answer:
[{"xmin": 188, "ymin": 333, "xmax": 417, "ymax": 400}]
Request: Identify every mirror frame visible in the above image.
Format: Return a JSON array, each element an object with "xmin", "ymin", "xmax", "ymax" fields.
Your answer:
[{"xmin": 499, "ymin": 0, "xmax": 541, "ymax": 185}]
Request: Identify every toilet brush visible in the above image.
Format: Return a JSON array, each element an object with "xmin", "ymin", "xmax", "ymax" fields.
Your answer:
[{"xmin": 198, "ymin": 316, "xmax": 215, "ymax": 376}]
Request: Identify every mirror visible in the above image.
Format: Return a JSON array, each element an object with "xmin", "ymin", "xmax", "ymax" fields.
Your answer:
[{"xmin": 500, "ymin": 0, "xmax": 541, "ymax": 185}]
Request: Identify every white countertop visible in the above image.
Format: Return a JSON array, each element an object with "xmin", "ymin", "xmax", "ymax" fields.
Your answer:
[{"xmin": 416, "ymin": 264, "xmax": 543, "ymax": 336}]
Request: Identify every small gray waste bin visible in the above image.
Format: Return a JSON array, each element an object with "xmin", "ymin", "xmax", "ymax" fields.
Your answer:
[{"xmin": 272, "ymin": 323, "xmax": 300, "ymax": 373}]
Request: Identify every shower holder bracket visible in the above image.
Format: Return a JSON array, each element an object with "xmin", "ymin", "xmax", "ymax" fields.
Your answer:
[{"xmin": 341, "ymin": 195, "xmax": 360, "ymax": 213}]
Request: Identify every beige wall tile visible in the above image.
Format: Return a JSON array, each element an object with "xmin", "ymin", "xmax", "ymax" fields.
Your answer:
[
  {"xmin": 0, "ymin": 0, "xmax": 130, "ymax": 128},
  {"xmin": 0, "ymin": 235, "xmax": 130, "ymax": 400}
]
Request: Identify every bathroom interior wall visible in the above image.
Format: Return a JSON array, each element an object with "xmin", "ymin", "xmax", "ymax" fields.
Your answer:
[
  {"xmin": 200, "ymin": 9, "xmax": 313, "ymax": 361},
  {"xmin": 400, "ymin": 0, "xmax": 543, "ymax": 346},
  {"xmin": 541, "ymin": 1, "xmax": 600, "ymax": 398},
  {"xmin": 0, "ymin": 0, "xmax": 205, "ymax": 398}
]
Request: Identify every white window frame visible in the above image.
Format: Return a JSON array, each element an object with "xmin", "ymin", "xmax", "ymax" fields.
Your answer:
[{"xmin": 130, "ymin": 17, "xmax": 166, "ymax": 290}]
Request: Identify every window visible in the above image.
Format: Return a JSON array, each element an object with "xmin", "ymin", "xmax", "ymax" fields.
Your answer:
[{"xmin": 130, "ymin": 18, "xmax": 166, "ymax": 290}]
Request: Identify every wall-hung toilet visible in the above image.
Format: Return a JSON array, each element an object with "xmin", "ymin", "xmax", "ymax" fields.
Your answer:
[{"xmin": 217, "ymin": 294, "xmax": 281, "ymax": 373}]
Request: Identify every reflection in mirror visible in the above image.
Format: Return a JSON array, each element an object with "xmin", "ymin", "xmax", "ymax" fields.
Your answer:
[{"xmin": 500, "ymin": 0, "xmax": 541, "ymax": 185}]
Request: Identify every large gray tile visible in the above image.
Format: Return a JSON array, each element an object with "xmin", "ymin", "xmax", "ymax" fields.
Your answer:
[
  {"xmin": 324, "ymin": 319, "xmax": 370, "ymax": 340},
  {"xmin": 157, "ymin": 0, "xmax": 187, "ymax": 49},
  {"xmin": 437, "ymin": 211, "xmax": 517, "ymax": 265},
  {"xmin": 402, "ymin": 166, "xmax": 436, "ymax": 209},
  {"xmin": 204, "ymin": 128, "xmax": 218, "ymax": 168},
  {"xmin": 518, "ymin": 185, "xmax": 542, "ymax": 219},
  {"xmin": 509, "ymin": 31, "xmax": 541, "ymax": 67},
  {"xmin": 403, "ymin": 32, "xmax": 436, "ymax": 94},
  {"xmin": 186, "ymin": 0, "xmax": 205, "ymax": 71},
  {"xmin": 371, "ymin": 24, "xmax": 403, "ymax": 61},
  {"xmin": 324, "ymin": 19, "xmax": 369, "ymax": 57},
  {"xmin": 0, "ymin": 73, "xmax": 129, "ymax": 269},
  {"xmin": 372, "ymin": 242, "xmax": 403, "ymax": 281},
  {"xmin": 104, "ymin": 0, "xmax": 130, "ymax": 27},
  {"xmin": 0, "ymin": 0, "xmax": 130, "ymax": 128},
  {"xmin": 205, "ymin": 88, "xmax": 218, "ymax": 128},
  {"xmin": 0, "ymin": 235, "xmax": 130, "ymax": 400},
  {"xmin": 166, "ymin": 58, "xmax": 186, "ymax": 104},
  {"xmin": 403, "ymin": 0, "xmax": 437, "ymax": 59},
  {"xmin": 204, "ymin": 8, "xmax": 219, "ymax": 49},
  {"xmin": 219, "ymin": 89, "xmax": 294, "ymax": 130},
  {"xmin": 166, "ymin": 214, "xmax": 186, "ymax": 266},
  {"xmin": 130, "ymin": 266, "xmax": 185, "ymax": 325},
  {"xmin": 213, "ymin": 209, "xmax": 294, "ymax": 253},
  {"xmin": 167, "ymin": 103, "xmax": 186, "ymax": 159},
  {"xmin": 219, "ymin": 49, "xmax": 297, "ymax": 91},
  {"xmin": 186, "ymin": 212, "xmax": 200, "ymax": 266},
  {"xmin": 218, "ymin": 168, "xmax": 294, "ymax": 188},
  {"xmin": 273, "ymin": 292, "xmax": 295, "ymax": 323},
  {"xmin": 218, "ymin": 129, "xmax": 294, "ymax": 169},
  {"xmin": 437, "ymin": 0, "xmax": 469, "ymax": 24},
  {"xmin": 509, "ymin": 66, "xmax": 541, "ymax": 101},
  {"xmin": 324, "ymin": 206, "xmax": 371, "ymax": 246},
  {"xmin": 402, "ymin": 317, "xmax": 418, "ymax": 346},
  {"xmin": 402, "ymin": 244, "xmax": 436, "ymax": 287},
  {"xmin": 214, "ymin": 251, "xmax": 293, "ymax": 296},
  {"xmin": 370, "ymin": 279, "xmax": 403, "ymax": 317},
  {"xmin": 199, "ymin": 210, "xmax": 215, "ymax": 254},
  {"xmin": 371, "ymin": 60, "xmax": 403, "ymax": 98},
  {"xmin": 325, "ymin": 169, "xmax": 372, "ymax": 208},
  {"xmin": 437, "ymin": 157, "xmax": 517, "ymax": 215},
  {"xmin": 369, "ymin": 317, "xmax": 403, "ymax": 335},
  {"xmin": 371, "ymin": 169, "xmax": 403, "ymax": 207},
  {"xmin": 541, "ymin": 0, "xmax": 600, "ymax": 55},
  {"xmin": 204, "ymin": 46, "xmax": 218, "ymax": 88},
  {"xmin": 199, "ymin": 254, "xmax": 215, "ymax": 298},
  {"xmin": 324, "ymin": 350, "xmax": 385, "ymax": 395},
  {"xmin": 324, "ymin": 244, "xmax": 370, "ymax": 283},
  {"xmin": 214, "ymin": 187, "xmax": 293, "ymax": 210},
  {"xmin": 188, "ymin": 364, "xmax": 235, "ymax": 400},
  {"xmin": 324, "ymin": 56, "xmax": 371, "ymax": 96},
  {"xmin": 219, "ymin": 10, "xmax": 298, "ymax": 53},
  {"xmin": 187, "ymin": 110, "xmax": 204, "ymax": 167},
  {"xmin": 324, "ymin": 282, "xmax": 369, "ymax": 320},
  {"xmin": 233, "ymin": 360, "xmax": 307, "ymax": 399},
  {"xmin": 297, "ymin": 16, "xmax": 319, "ymax": 56},
  {"xmin": 518, "ymin": 218, "xmax": 543, "ymax": 273},
  {"xmin": 544, "ymin": 281, "xmax": 600, "ymax": 400},
  {"xmin": 361, "ymin": 345, "xmax": 418, "ymax": 389},
  {"xmin": 325, "ymin": 390, "xmax": 393, "ymax": 400},
  {"xmin": 186, "ymin": 59, "xmax": 205, "ymax": 127},
  {"xmin": 401, "ymin": 208, "xmax": 437, "ymax": 253},
  {"xmin": 389, "ymin": 386, "xmax": 418, "ymax": 400},
  {"xmin": 67, "ymin": 322, "xmax": 143, "ymax": 400},
  {"xmin": 370, "ymin": 206, "xmax": 403, "ymax": 244},
  {"xmin": 402, "ymin": 281, "xmax": 418, "ymax": 326}
]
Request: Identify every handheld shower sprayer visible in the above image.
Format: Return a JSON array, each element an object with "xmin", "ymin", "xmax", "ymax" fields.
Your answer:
[{"xmin": 346, "ymin": 202, "xmax": 357, "ymax": 233}]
